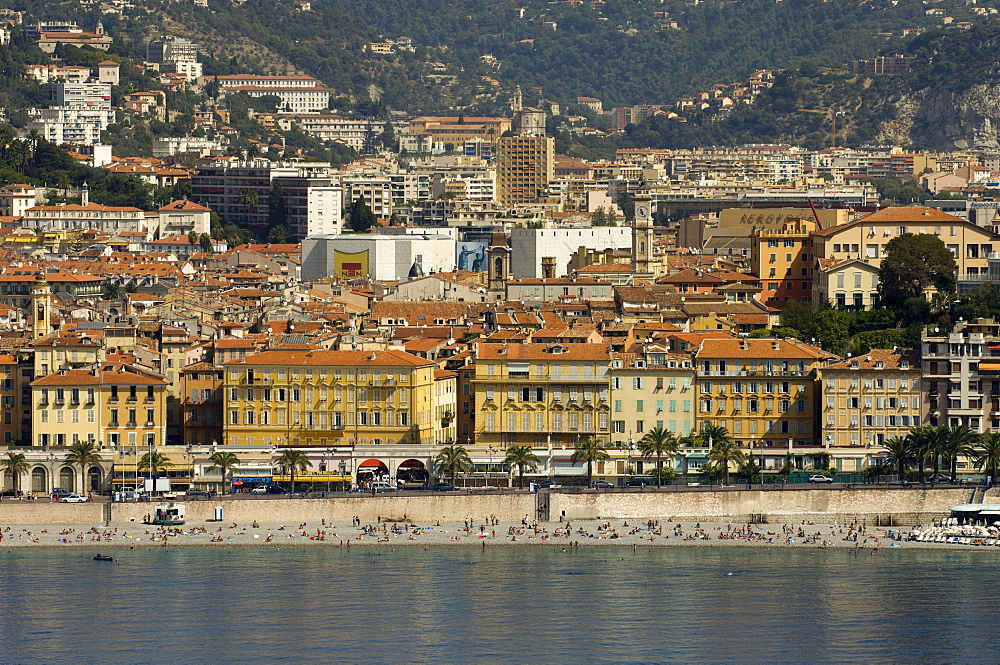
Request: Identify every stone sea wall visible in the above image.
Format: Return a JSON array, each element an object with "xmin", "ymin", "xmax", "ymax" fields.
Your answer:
[
  {"xmin": 110, "ymin": 493, "xmax": 537, "ymax": 525},
  {"xmin": 0, "ymin": 488, "xmax": 973, "ymax": 526},
  {"xmin": 549, "ymin": 487, "xmax": 971, "ymax": 526}
]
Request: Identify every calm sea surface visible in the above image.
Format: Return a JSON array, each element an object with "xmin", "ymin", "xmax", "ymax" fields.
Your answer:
[{"xmin": 0, "ymin": 546, "xmax": 995, "ymax": 664}]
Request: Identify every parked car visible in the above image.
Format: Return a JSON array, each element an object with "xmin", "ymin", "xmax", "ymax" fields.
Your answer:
[
  {"xmin": 535, "ymin": 480, "xmax": 561, "ymax": 489},
  {"xmin": 251, "ymin": 485, "xmax": 286, "ymax": 495},
  {"xmin": 591, "ymin": 480, "xmax": 615, "ymax": 490},
  {"xmin": 430, "ymin": 483, "xmax": 458, "ymax": 492},
  {"xmin": 808, "ymin": 475, "xmax": 834, "ymax": 484},
  {"xmin": 61, "ymin": 494, "xmax": 88, "ymax": 503},
  {"xmin": 887, "ymin": 480, "xmax": 912, "ymax": 488},
  {"xmin": 369, "ymin": 481, "xmax": 398, "ymax": 493},
  {"xmin": 626, "ymin": 477, "xmax": 654, "ymax": 488},
  {"xmin": 185, "ymin": 489, "xmax": 211, "ymax": 497},
  {"xmin": 928, "ymin": 474, "xmax": 954, "ymax": 484}
]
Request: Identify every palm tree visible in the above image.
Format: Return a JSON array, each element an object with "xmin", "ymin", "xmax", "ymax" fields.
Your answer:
[
  {"xmin": 434, "ymin": 444, "xmax": 472, "ymax": 485},
  {"xmin": 64, "ymin": 440, "xmax": 102, "ymax": 495},
  {"xmin": 971, "ymin": 433, "xmax": 1000, "ymax": 484},
  {"xmin": 944, "ymin": 424, "xmax": 979, "ymax": 481},
  {"xmin": 570, "ymin": 438, "xmax": 611, "ymax": 486},
  {"xmin": 705, "ymin": 425, "xmax": 743, "ymax": 485},
  {"xmin": 503, "ymin": 445, "xmax": 539, "ymax": 489},
  {"xmin": 102, "ymin": 282, "xmax": 123, "ymax": 301},
  {"xmin": 0, "ymin": 452, "xmax": 29, "ymax": 496},
  {"xmin": 882, "ymin": 435, "xmax": 912, "ymax": 482},
  {"xmin": 238, "ymin": 188, "xmax": 258, "ymax": 223},
  {"xmin": 207, "ymin": 451, "xmax": 241, "ymax": 495},
  {"xmin": 138, "ymin": 450, "xmax": 174, "ymax": 488},
  {"xmin": 639, "ymin": 425, "xmax": 679, "ymax": 487},
  {"xmin": 907, "ymin": 427, "xmax": 931, "ymax": 484},
  {"xmin": 920, "ymin": 425, "xmax": 950, "ymax": 480},
  {"xmin": 276, "ymin": 449, "xmax": 310, "ymax": 495}
]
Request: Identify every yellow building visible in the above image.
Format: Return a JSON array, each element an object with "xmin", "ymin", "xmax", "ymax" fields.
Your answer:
[
  {"xmin": 749, "ymin": 218, "xmax": 817, "ymax": 306},
  {"xmin": 473, "ymin": 342, "xmax": 611, "ymax": 448},
  {"xmin": 221, "ymin": 350, "xmax": 438, "ymax": 448},
  {"xmin": 819, "ymin": 349, "xmax": 922, "ymax": 472},
  {"xmin": 694, "ymin": 338, "xmax": 835, "ymax": 471},
  {"xmin": 30, "ymin": 362, "xmax": 169, "ymax": 449}
]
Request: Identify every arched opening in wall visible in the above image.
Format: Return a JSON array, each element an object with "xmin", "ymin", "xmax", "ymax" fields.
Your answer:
[
  {"xmin": 356, "ymin": 459, "xmax": 389, "ymax": 486},
  {"xmin": 494, "ymin": 257, "xmax": 504, "ymax": 277},
  {"xmin": 87, "ymin": 466, "xmax": 102, "ymax": 492},
  {"xmin": 59, "ymin": 467, "xmax": 75, "ymax": 493},
  {"xmin": 31, "ymin": 467, "xmax": 46, "ymax": 494},
  {"xmin": 396, "ymin": 459, "xmax": 428, "ymax": 489}
]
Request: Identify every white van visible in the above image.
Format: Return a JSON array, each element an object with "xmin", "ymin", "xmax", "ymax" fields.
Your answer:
[{"xmin": 369, "ymin": 481, "xmax": 398, "ymax": 493}]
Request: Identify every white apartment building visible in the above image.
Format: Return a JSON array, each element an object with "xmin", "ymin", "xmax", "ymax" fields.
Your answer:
[
  {"xmin": 152, "ymin": 137, "xmax": 225, "ymax": 158},
  {"xmin": 208, "ymin": 74, "xmax": 324, "ymax": 89},
  {"xmin": 27, "ymin": 106, "xmax": 115, "ymax": 145},
  {"xmin": 53, "ymin": 82, "xmax": 112, "ymax": 108},
  {"xmin": 156, "ymin": 200, "xmax": 211, "ymax": 238},
  {"xmin": 343, "ymin": 176, "xmax": 393, "ymax": 219},
  {"xmin": 232, "ymin": 87, "xmax": 329, "ymax": 113},
  {"xmin": 305, "ymin": 186, "xmax": 343, "ymax": 236},
  {"xmin": 0, "ymin": 184, "xmax": 37, "ymax": 217},
  {"xmin": 25, "ymin": 65, "xmax": 90, "ymax": 83},
  {"xmin": 278, "ymin": 114, "xmax": 370, "ymax": 149}
]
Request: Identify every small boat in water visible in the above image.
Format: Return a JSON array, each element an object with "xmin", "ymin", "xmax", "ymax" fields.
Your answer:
[{"xmin": 93, "ymin": 554, "xmax": 114, "ymax": 561}]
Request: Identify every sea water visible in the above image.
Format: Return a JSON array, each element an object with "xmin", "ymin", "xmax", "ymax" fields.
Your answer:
[{"xmin": 0, "ymin": 546, "xmax": 995, "ymax": 664}]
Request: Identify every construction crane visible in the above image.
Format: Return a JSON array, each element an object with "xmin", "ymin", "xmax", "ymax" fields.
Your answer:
[{"xmin": 801, "ymin": 108, "xmax": 839, "ymax": 148}]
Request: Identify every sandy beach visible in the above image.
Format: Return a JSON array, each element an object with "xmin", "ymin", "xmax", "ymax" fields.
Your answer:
[{"xmin": 0, "ymin": 516, "xmax": 984, "ymax": 552}]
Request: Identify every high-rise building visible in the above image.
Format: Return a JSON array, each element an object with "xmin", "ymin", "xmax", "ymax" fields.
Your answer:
[{"xmin": 495, "ymin": 135, "xmax": 554, "ymax": 207}]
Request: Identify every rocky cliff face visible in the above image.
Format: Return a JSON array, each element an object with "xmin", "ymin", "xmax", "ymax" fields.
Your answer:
[{"xmin": 877, "ymin": 83, "xmax": 1000, "ymax": 150}]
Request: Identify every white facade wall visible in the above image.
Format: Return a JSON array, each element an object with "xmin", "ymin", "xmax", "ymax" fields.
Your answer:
[
  {"xmin": 301, "ymin": 234, "xmax": 456, "ymax": 281},
  {"xmin": 27, "ymin": 107, "xmax": 115, "ymax": 145},
  {"xmin": 306, "ymin": 186, "xmax": 343, "ymax": 236},
  {"xmin": 510, "ymin": 227, "xmax": 632, "ymax": 278},
  {"xmin": 53, "ymin": 82, "xmax": 112, "ymax": 108},
  {"xmin": 152, "ymin": 137, "xmax": 224, "ymax": 157}
]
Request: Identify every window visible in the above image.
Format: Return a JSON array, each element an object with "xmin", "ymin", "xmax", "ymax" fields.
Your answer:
[{"xmin": 636, "ymin": 400, "xmax": 644, "ymax": 413}]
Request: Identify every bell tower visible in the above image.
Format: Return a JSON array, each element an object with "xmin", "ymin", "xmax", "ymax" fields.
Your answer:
[
  {"xmin": 32, "ymin": 273, "xmax": 51, "ymax": 338},
  {"xmin": 631, "ymin": 193, "xmax": 655, "ymax": 279},
  {"xmin": 488, "ymin": 232, "xmax": 511, "ymax": 292}
]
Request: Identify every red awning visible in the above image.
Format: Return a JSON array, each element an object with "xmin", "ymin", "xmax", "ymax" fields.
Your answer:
[{"xmin": 358, "ymin": 458, "xmax": 388, "ymax": 469}]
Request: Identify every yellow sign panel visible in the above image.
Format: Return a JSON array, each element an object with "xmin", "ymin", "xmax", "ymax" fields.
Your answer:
[{"xmin": 333, "ymin": 249, "xmax": 369, "ymax": 279}]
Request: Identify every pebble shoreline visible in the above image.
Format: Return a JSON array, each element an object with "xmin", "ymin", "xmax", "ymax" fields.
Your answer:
[{"xmin": 0, "ymin": 519, "xmax": 986, "ymax": 552}]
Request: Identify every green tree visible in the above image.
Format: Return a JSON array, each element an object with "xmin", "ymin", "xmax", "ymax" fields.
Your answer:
[
  {"xmin": 102, "ymin": 282, "xmax": 123, "ymax": 301},
  {"xmin": 882, "ymin": 435, "xmax": 912, "ymax": 481},
  {"xmin": 268, "ymin": 225, "xmax": 290, "ymax": 243},
  {"xmin": 944, "ymin": 424, "xmax": 978, "ymax": 481},
  {"xmin": 348, "ymin": 195, "xmax": 377, "ymax": 233},
  {"xmin": 813, "ymin": 308, "xmax": 851, "ymax": 354},
  {"xmin": 570, "ymin": 438, "xmax": 611, "ymax": 485},
  {"xmin": 638, "ymin": 425, "xmax": 679, "ymax": 487},
  {"xmin": 199, "ymin": 233, "xmax": 214, "ymax": 253},
  {"xmin": 435, "ymin": 444, "xmax": 472, "ymax": 485},
  {"xmin": 503, "ymin": 445, "xmax": 540, "ymax": 489},
  {"xmin": 591, "ymin": 206, "xmax": 607, "ymax": 226},
  {"xmin": 208, "ymin": 451, "xmax": 241, "ymax": 495},
  {"xmin": 238, "ymin": 189, "xmax": 259, "ymax": 223},
  {"xmin": 276, "ymin": 449, "xmax": 310, "ymax": 495},
  {"xmin": 64, "ymin": 440, "xmax": 102, "ymax": 495},
  {"xmin": 187, "ymin": 230, "xmax": 199, "ymax": 246},
  {"xmin": 267, "ymin": 181, "xmax": 285, "ymax": 228},
  {"xmin": 138, "ymin": 450, "xmax": 174, "ymax": 483},
  {"xmin": 0, "ymin": 452, "xmax": 29, "ymax": 496},
  {"xmin": 971, "ymin": 433, "xmax": 1000, "ymax": 484},
  {"xmin": 779, "ymin": 299, "xmax": 814, "ymax": 335},
  {"xmin": 877, "ymin": 234, "xmax": 957, "ymax": 309},
  {"xmin": 703, "ymin": 424, "xmax": 743, "ymax": 485}
]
